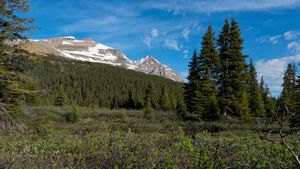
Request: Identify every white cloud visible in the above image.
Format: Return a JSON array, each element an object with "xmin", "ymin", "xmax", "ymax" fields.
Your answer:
[
  {"xmin": 256, "ymin": 35, "xmax": 282, "ymax": 44},
  {"xmin": 142, "ymin": 0, "xmax": 300, "ymax": 13},
  {"xmin": 143, "ymin": 36, "xmax": 152, "ymax": 49},
  {"xmin": 284, "ymin": 30, "xmax": 300, "ymax": 40},
  {"xmin": 165, "ymin": 39, "xmax": 180, "ymax": 51},
  {"xmin": 151, "ymin": 28, "xmax": 159, "ymax": 38},
  {"xmin": 255, "ymin": 54, "xmax": 300, "ymax": 96},
  {"xmin": 144, "ymin": 28, "xmax": 160, "ymax": 50},
  {"xmin": 287, "ymin": 41, "xmax": 300, "ymax": 53},
  {"xmin": 269, "ymin": 35, "xmax": 281, "ymax": 44},
  {"xmin": 256, "ymin": 36, "xmax": 269, "ymax": 44},
  {"xmin": 182, "ymin": 27, "xmax": 190, "ymax": 40},
  {"xmin": 183, "ymin": 49, "xmax": 189, "ymax": 58}
]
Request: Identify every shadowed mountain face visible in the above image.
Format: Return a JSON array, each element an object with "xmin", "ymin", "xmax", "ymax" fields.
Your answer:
[{"xmin": 22, "ymin": 36, "xmax": 183, "ymax": 82}]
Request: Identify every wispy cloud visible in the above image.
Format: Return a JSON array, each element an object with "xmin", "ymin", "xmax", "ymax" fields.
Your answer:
[
  {"xmin": 269, "ymin": 35, "xmax": 281, "ymax": 44},
  {"xmin": 284, "ymin": 30, "xmax": 300, "ymax": 40},
  {"xmin": 255, "ymin": 54, "xmax": 300, "ymax": 96},
  {"xmin": 287, "ymin": 41, "xmax": 300, "ymax": 53},
  {"xmin": 182, "ymin": 27, "xmax": 190, "ymax": 41},
  {"xmin": 256, "ymin": 35, "xmax": 281, "ymax": 44},
  {"xmin": 144, "ymin": 28, "xmax": 160, "ymax": 50},
  {"xmin": 183, "ymin": 49, "xmax": 189, "ymax": 58},
  {"xmin": 165, "ymin": 39, "xmax": 180, "ymax": 51},
  {"xmin": 141, "ymin": 0, "xmax": 300, "ymax": 13}
]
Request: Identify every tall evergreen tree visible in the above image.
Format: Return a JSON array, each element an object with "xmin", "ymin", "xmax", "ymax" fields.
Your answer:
[
  {"xmin": 218, "ymin": 18, "xmax": 248, "ymax": 116},
  {"xmin": 0, "ymin": 0, "xmax": 35, "ymax": 131},
  {"xmin": 248, "ymin": 58, "xmax": 265, "ymax": 117},
  {"xmin": 144, "ymin": 82, "xmax": 154, "ymax": 119},
  {"xmin": 198, "ymin": 25, "xmax": 220, "ymax": 120},
  {"xmin": 0, "ymin": 0, "xmax": 34, "ymax": 105},
  {"xmin": 159, "ymin": 85, "xmax": 171, "ymax": 111},
  {"xmin": 281, "ymin": 63, "xmax": 296, "ymax": 112},
  {"xmin": 184, "ymin": 49, "xmax": 202, "ymax": 115},
  {"xmin": 291, "ymin": 64, "xmax": 300, "ymax": 126},
  {"xmin": 260, "ymin": 76, "xmax": 275, "ymax": 117}
]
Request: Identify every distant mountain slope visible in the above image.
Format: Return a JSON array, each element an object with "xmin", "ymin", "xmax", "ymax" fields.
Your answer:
[
  {"xmin": 22, "ymin": 36, "xmax": 183, "ymax": 82},
  {"xmin": 28, "ymin": 55, "xmax": 184, "ymax": 109}
]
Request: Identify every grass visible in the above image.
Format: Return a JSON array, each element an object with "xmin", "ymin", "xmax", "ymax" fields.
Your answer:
[{"xmin": 0, "ymin": 105, "xmax": 299, "ymax": 168}]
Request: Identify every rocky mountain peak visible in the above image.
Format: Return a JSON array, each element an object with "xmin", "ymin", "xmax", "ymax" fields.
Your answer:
[{"xmin": 21, "ymin": 36, "xmax": 183, "ymax": 82}]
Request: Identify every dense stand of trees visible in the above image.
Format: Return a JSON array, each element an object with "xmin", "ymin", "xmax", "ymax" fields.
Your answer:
[
  {"xmin": 27, "ymin": 56, "xmax": 184, "ymax": 111},
  {"xmin": 184, "ymin": 18, "xmax": 276, "ymax": 122},
  {"xmin": 280, "ymin": 63, "xmax": 300, "ymax": 126}
]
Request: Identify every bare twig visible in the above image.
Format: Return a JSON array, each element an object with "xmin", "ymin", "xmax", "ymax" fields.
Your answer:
[{"xmin": 258, "ymin": 106, "xmax": 300, "ymax": 166}]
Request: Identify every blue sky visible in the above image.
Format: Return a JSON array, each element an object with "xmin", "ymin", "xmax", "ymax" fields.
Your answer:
[{"xmin": 25, "ymin": 0, "xmax": 300, "ymax": 96}]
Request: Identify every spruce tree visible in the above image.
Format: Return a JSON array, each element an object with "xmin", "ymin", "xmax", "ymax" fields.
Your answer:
[
  {"xmin": 217, "ymin": 18, "xmax": 232, "ymax": 115},
  {"xmin": 125, "ymin": 90, "xmax": 135, "ymax": 109},
  {"xmin": 260, "ymin": 77, "xmax": 275, "ymax": 117},
  {"xmin": 54, "ymin": 86, "xmax": 66, "ymax": 106},
  {"xmin": 159, "ymin": 85, "xmax": 170, "ymax": 111},
  {"xmin": 184, "ymin": 49, "xmax": 202, "ymax": 115},
  {"xmin": 198, "ymin": 25, "xmax": 220, "ymax": 120},
  {"xmin": 281, "ymin": 63, "xmax": 296, "ymax": 112},
  {"xmin": 218, "ymin": 18, "xmax": 248, "ymax": 116},
  {"xmin": 0, "ymin": 0, "xmax": 35, "ymax": 131},
  {"xmin": 0, "ymin": 0, "xmax": 35, "ymax": 105},
  {"xmin": 292, "ymin": 64, "xmax": 300, "ymax": 126},
  {"xmin": 248, "ymin": 58, "xmax": 265, "ymax": 117},
  {"xmin": 144, "ymin": 82, "xmax": 154, "ymax": 119},
  {"xmin": 240, "ymin": 92, "xmax": 251, "ymax": 122}
]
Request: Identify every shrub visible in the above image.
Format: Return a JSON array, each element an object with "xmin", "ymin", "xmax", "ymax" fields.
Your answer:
[{"xmin": 64, "ymin": 107, "xmax": 79, "ymax": 123}]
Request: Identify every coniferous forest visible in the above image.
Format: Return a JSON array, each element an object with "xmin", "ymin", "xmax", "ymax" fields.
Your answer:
[{"xmin": 0, "ymin": 0, "xmax": 300, "ymax": 168}]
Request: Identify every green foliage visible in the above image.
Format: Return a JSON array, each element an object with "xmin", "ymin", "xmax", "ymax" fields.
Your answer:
[
  {"xmin": 239, "ymin": 92, "xmax": 252, "ymax": 123},
  {"xmin": 0, "ymin": 0, "xmax": 34, "ymax": 42},
  {"xmin": 144, "ymin": 83, "xmax": 154, "ymax": 119},
  {"xmin": 29, "ymin": 56, "xmax": 183, "ymax": 109},
  {"xmin": 293, "ymin": 63, "xmax": 300, "ymax": 126},
  {"xmin": 218, "ymin": 18, "xmax": 248, "ymax": 116},
  {"xmin": 159, "ymin": 85, "xmax": 171, "ymax": 111},
  {"xmin": 203, "ymin": 95, "xmax": 220, "ymax": 121},
  {"xmin": 281, "ymin": 63, "xmax": 296, "ymax": 112},
  {"xmin": 54, "ymin": 86, "xmax": 66, "ymax": 106},
  {"xmin": 248, "ymin": 58, "xmax": 265, "ymax": 117},
  {"xmin": 64, "ymin": 107, "xmax": 79, "ymax": 123},
  {"xmin": 260, "ymin": 77, "xmax": 276, "ymax": 117},
  {"xmin": 184, "ymin": 49, "xmax": 202, "ymax": 115}
]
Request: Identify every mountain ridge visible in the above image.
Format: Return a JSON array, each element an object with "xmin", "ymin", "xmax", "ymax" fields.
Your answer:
[{"xmin": 21, "ymin": 36, "xmax": 183, "ymax": 82}]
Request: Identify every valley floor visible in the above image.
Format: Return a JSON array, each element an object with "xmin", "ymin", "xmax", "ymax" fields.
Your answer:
[{"xmin": 0, "ymin": 106, "xmax": 299, "ymax": 168}]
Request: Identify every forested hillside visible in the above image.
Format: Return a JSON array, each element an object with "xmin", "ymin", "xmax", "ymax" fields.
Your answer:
[{"xmin": 26, "ymin": 55, "xmax": 184, "ymax": 109}]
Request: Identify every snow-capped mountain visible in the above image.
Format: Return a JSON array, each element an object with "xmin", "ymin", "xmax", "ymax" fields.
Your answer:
[{"xmin": 21, "ymin": 36, "xmax": 183, "ymax": 82}]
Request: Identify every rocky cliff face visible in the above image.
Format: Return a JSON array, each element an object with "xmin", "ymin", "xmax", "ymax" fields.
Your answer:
[{"xmin": 21, "ymin": 36, "xmax": 183, "ymax": 82}]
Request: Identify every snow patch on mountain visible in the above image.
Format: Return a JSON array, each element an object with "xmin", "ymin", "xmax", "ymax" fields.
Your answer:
[{"xmin": 22, "ymin": 37, "xmax": 183, "ymax": 82}]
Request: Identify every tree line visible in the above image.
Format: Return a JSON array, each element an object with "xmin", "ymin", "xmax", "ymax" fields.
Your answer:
[
  {"xmin": 184, "ymin": 18, "xmax": 277, "ymax": 122},
  {"xmin": 26, "ymin": 56, "xmax": 184, "ymax": 112}
]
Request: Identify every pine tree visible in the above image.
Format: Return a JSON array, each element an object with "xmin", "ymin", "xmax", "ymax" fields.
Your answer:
[
  {"xmin": 184, "ymin": 49, "xmax": 202, "ymax": 115},
  {"xmin": 218, "ymin": 18, "xmax": 248, "ymax": 116},
  {"xmin": 292, "ymin": 63, "xmax": 300, "ymax": 126},
  {"xmin": 125, "ymin": 90, "xmax": 135, "ymax": 109},
  {"xmin": 0, "ymin": 0, "xmax": 35, "ymax": 106},
  {"xmin": 281, "ymin": 63, "xmax": 296, "ymax": 112},
  {"xmin": 54, "ymin": 86, "xmax": 66, "ymax": 106},
  {"xmin": 144, "ymin": 82, "xmax": 154, "ymax": 119},
  {"xmin": 198, "ymin": 25, "xmax": 220, "ymax": 120},
  {"xmin": 0, "ymin": 0, "xmax": 35, "ymax": 131},
  {"xmin": 248, "ymin": 58, "xmax": 265, "ymax": 117},
  {"xmin": 159, "ymin": 85, "xmax": 170, "ymax": 111},
  {"xmin": 260, "ymin": 77, "xmax": 275, "ymax": 117},
  {"xmin": 240, "ymin": 92, "xmax": 251, "ymax": 122},
  {"xmin": 176, "ymin": 99, "xmax": 187, "ymax": 118}
]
